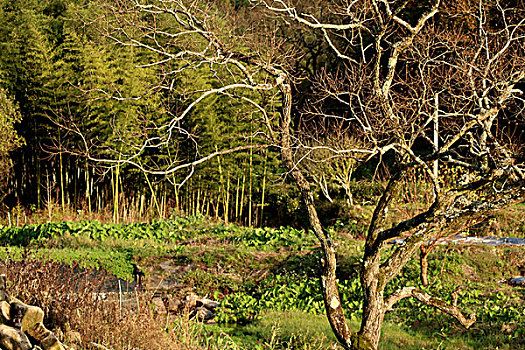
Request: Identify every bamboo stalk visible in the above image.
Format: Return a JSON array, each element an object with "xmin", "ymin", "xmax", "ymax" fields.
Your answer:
[
  {"xmin": 215, "ymin": 192, "xmax": 220, "ymax": 219},
  {"xmin": 174, "ymin": 184, "xmax": 180, "ymax": 213},
  {"xmin": 59, "ymin": 134, "xmax": 65, "ymax": 212},
  {"xmin": 235, "ymin": 175, "xmax": 240, "ymax": 220},
  {"xmin": 46, "ymin": 171, "xmax": 52, "ymax": 222},
  {"xmin": 196, "ymin": 185, "xmax": 201, "ymax": 216},
  {"xmin": 113, "ymin": 163, "xmax": 120, "ymax": 223},
  {"xmin": 161, "ymin": 185, "xmax": 167, "ymax": 219},
  {"xmin": 190, "ymin": 184, "xmax": 195, "ymax": 217},
  {"xmin": 97, "ymin": 188, "xmax": 102, "ymax": 213},
  {"xmin": 248, "ymin": 147, "xmax": 253, "ymax": 227},
  {"xmin": 111, "ymin": 168, "xmax": 115, "ymax": 220},
  {"xmin": 140, "ymin": 193, "xmax": 145, "ymax": 218},
  {"xmin": 185, "ymin": 183, "xmax": 189, "ymax": 216},
  {"xmin": 66, "ymin": 166, "xmax": 70, "ymax": 206},
  {"xmin": 205, "ymin": 191, "xmax": 210, "ymax": 217},
  {"xmin": 240, "ymin": 172, "xmax": 246, "ymax": 224},
  {"xmin": 86, "ymin": 164, "xmax": 92, "ymax": 215},
  {"xmin": 123, "ymin": 200, "xmax": 128, "ymax": 221},
  {"xmin": 36, "ymin": 120, "xmax": 41, "ymax": 210},
  {"xmin": 225, "ymin": 171, "xmax": 231, "ymax": 223},
  {"xmin": 36, "ymin": 157, "xmax": 41, "ymax": 210},
  {"xmin": 200, "ymin": 190, "xmax": 207, "ymax": 215},
  {"xmin": 74, "ymin": 164, "xmax": 79, "ymax": 209},
  {"xmin": 260, "ymin": 149, "xmax": 268, "ymax": 227},
  {"xmin": 216, "ymin": 145, "xmax": 227, "ymax": 222},
  {"xmin": 142, "ymin": 168, "xmax": 161, "ymax": 217}
]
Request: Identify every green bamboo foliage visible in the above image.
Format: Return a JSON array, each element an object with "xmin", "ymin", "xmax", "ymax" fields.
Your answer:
[{"xmin": 0, "ymin": 0, "xmax": 293, "ymax": 227}]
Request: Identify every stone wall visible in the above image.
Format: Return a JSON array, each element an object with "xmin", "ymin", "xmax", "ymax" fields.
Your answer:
[{"xmin": 0, "ymin": 275, "xmax": 67, "ymax": 350}]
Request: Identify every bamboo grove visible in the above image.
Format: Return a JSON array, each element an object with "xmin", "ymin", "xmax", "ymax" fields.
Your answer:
[{"xmin": 0, "ymin": 0, "xmax": 302, "ymax": 226}]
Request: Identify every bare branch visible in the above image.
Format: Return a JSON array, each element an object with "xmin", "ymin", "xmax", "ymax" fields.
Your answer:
[{"xmin": 385, "ymin": 287, "xmax": 476, "ymax": 329}]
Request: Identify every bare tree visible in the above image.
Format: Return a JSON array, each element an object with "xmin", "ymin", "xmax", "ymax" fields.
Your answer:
[
  {"xmin": 263, "ymin": 1, "xmax": 524, "ymax": 348},
  {"xmin": 69, "ymin": 0, "xmax": 524, "ymax": 349},
  {"xmin": 259, "ymin": 1, "xmax": 525, "ymax": 348}
]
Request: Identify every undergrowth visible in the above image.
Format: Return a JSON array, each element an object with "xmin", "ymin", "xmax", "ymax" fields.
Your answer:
[
  {"xmin": 0, "ymin": 216, "xmax": 522, "ymax": 349},
  {"xmin": 0, "ymin": 252, "xmax": 244, "ymax": 350}
]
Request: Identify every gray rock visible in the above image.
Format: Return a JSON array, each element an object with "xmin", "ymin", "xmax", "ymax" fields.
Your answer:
[
  {"xmin": 0, "ymin": 277, "xmax": 67, "ymax": 350},
  {"xmin": 508, "ymin": 277, "xmax": 525, "ymax": 286},
  {"xmin": 0, "ymin": 324, "xmax": 33, "ymax": 350},
  {"xmin": 200, "ymin": 299, "xmax": 220, "ymax": 310},
  {"xmin": 195, "ymin": 307, "xmax": 214, "ymax": 321}
]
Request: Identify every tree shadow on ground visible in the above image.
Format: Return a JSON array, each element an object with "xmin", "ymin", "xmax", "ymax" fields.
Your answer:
[{"xmin": 269, "ymin": 248, "xmax": 361, "ymax": 281}]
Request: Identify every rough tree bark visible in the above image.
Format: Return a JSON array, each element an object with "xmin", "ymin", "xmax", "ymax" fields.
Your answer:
[{"xmin": 419, "ymin": 244, "xmax": 434, "ymax": 286}]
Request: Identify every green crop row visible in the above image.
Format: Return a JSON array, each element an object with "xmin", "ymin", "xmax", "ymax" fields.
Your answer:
[
  {"xmin": 0, "ymin": 216, "xmax": 318, "ymax": 251},
  {"xmin": 231, "ymin": 226, "xmax": 316, "ymax": 250},
  {"xmin": 0, "ymin": 219, "xmax": 190, "ymax": 245}
]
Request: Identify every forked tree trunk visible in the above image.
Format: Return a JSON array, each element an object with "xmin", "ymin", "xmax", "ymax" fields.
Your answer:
[{"xmin": 277, "ymin": 81, "xmax": 373, "ymax": 350}]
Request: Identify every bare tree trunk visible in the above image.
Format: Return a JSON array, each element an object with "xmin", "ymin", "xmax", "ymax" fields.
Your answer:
[
  {"xmin": 360, "ymin": 303, "xmax": 385, "ymax": 349},
  {"xmin": 359, "ymin": 255, "xmax": 385, "ymax": 349},
  {"xmin": 278, "ymin": 81, "xmax": 365, "ymax": 350}
]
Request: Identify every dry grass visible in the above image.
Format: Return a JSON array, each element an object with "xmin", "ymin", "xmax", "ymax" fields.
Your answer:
[{"xmin": 0, "ymin": 251, "xmax": 230, "ymax": 350}]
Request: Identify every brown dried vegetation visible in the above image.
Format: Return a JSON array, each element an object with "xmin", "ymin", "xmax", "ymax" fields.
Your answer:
[{"xmin": 0, "ymin": 251, "xmax": 216, "ymax": 350}]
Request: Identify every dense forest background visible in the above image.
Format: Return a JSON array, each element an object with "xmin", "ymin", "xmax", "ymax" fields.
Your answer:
[
  {"xmin": 0, "ymin": 0, "xmax": 320, "ymax": 226},
  {"xmin": 1, "ymin": 0, "xmax": 522, "ymax": 232}
]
